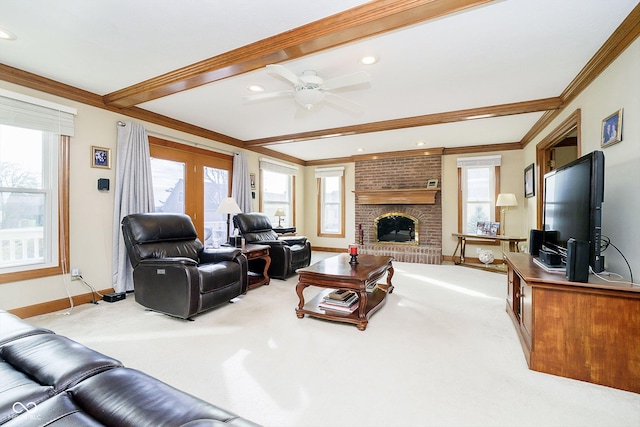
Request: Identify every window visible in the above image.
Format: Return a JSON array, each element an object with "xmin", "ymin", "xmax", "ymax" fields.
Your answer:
[
  {"xmin": 457, "ymin": 156, "xmax": 501, "ymax": 234},
  {"xmin": 149, "ymin": 137, "xmax": 232, "ymax": 247},
  {"xmin": 259, "ymin": 159, "xmax": 297, "ymax": 227},
  {"xmin": 0, "ymin": 90, "xmax": 74, "ymax": 283},
  {"xmin": 316, "ymin": 167, "xmax": 345, "ymax": 237}
]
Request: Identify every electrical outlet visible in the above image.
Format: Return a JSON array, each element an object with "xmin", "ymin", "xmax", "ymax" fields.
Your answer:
[{"xmin": 71, "ymin": 268, "xmax": 80, "ymax": 277}]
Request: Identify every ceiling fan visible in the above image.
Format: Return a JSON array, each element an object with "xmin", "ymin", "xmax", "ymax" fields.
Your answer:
[{"xmin": 244, "ymin": 64, "xmax": 371, "ymax": 111}]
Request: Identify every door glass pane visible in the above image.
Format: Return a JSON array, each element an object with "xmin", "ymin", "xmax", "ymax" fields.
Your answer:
[
  {"xmin": 151, "ymin": 158, "xmax": 185, "ymax": 213},
  {"xmin": 203, "ymin": 166, "xmax": 229, "ymax": 247}
]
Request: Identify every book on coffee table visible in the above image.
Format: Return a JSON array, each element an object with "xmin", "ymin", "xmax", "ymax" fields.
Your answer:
[
  {"xmin": 327, "ymin": 289, "xmax": 354, "ymax": 301},
  {"xmin": 318, "ymin": 299, "xmax": 359, "ymax": 313}
]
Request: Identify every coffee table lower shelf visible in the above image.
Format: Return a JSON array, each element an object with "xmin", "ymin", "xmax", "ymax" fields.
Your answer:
[{"xmin": 296, "ymin": 285, "xmax": 391, "ymax": 331}]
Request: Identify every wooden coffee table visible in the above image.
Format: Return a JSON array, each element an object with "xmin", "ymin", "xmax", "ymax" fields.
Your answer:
[{"xmin": 295, "ymin": 254, "xmax": 394, "ymax": 331}]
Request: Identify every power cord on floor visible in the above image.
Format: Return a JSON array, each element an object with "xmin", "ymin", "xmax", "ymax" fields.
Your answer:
[{"xmin": 75, "ymin": 275, "xmax": 103, "ymax": 304}]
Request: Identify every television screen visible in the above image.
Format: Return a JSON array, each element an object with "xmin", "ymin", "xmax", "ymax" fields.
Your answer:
[{"xmin": 542, "ymin": 150, "xmax": 604, "ymax": 272}]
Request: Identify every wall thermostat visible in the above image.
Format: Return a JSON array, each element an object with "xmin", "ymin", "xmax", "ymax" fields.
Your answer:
[{"xmin": 98, "ymin": 178, "xmax": 110, "ymax": 191}]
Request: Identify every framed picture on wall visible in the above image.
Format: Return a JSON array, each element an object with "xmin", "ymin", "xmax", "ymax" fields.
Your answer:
[
  {"xmin": 427, "ymin": 179, "xmax": 438, "ymax": 188},
  {"xmin": 524, "ymin": 163, "xmax": 535, "ymax": 198},
  {"xmin": 601, "ymin": 109, "xmax": 622, "ymax": 148},
  {"xmin": 91, "ymin": 146, "xmax": 111, "ymax": 169}
]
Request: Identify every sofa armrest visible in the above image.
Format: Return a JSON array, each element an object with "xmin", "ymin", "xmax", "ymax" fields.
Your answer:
[
  {"xmin": 138, "ymin": 257, "xmax": 198, "ymax": 267},
  {"xmin": 200, "ymin": 247, "xmax": 242, "ymax": 264},
  {"xmin": 279, "ymin": 236, "xmax": 308, "ymax": 246}
]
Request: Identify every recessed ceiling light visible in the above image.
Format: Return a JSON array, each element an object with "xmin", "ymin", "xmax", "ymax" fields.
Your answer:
[
  {"xmin": 360, "ymin": 55, "xmax": 378, "ymax": 65},
  {"xmin": 247, "ymin": 85, "xmax": 264, "ymax": 92},
  {"xmin": 0, "ymin": 28, "xmax": 17, "ymax": 40},
  {"xmin": 357, "ymin": 148, "xmax": 364, "ymax": 152},
  {"xmin": 416, "ymin": 141, "xmax": 425, "ymax": 146}
]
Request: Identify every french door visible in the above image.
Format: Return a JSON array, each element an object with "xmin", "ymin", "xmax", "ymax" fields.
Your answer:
[{"xmin": 149, "ymin": 136, "xmax": 232, "ymax": 247}]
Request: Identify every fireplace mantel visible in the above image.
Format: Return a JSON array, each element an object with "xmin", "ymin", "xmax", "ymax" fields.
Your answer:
[{"xmin": 354, "ymin": 188, "xmax": 439, "ymax": 205}]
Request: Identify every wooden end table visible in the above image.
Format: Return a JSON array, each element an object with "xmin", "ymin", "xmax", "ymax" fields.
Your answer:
[
  {"xmin": 295, "ymin": 254, "xmax": 394, "ymax": 331},
  {"xmin": 242, "ymin": 244, "xmax": 271, "ymax": 290}
]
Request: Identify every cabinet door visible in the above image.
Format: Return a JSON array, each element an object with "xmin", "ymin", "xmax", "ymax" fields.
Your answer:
[{"xmin": 520, "ymin": 280, "xmax": 533, "ymax": 350}]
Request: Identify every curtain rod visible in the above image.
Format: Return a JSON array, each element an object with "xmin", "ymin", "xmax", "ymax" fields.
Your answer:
[{"xmin": 116, "ymin": 121, "xmax": 235, "ymax": 156}]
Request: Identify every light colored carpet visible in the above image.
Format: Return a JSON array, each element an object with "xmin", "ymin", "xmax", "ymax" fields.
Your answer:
[{"xmin": 28, "ymin": 253, "xmax": 640, "ymax": 427}]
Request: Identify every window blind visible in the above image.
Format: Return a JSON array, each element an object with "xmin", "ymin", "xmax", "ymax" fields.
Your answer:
[
  {"xmin": 0, "ymin": 89, "xmax": 76, "ymax": 136},
  {"xmin": 314, "ymin": 166, "xmax": 344, "ymax": 178},
  {"xmin": 259, "ymin": 158, "xmax": 298, "ymax": 175},
  {"xmin": 456, "ymin": 155, "xmax": 501, "ymax": 168}
]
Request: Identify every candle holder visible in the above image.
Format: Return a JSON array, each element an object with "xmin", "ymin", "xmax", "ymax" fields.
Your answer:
[{"xmin": 348, "ymin": 244, "xmax": 359, "ymax": 264}]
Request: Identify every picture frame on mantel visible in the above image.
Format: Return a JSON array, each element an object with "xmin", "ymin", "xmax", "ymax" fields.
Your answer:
[
  {"xmin": 524, "ymin": 163, "xmax": 535, "ymax": 198},
  {"xmin": 601, "ymin": 109, "xmax": 622, "ymax": 148},
  {"xmin": 427, "ymin": 179, "xmax": 438, "ymax": 189}
]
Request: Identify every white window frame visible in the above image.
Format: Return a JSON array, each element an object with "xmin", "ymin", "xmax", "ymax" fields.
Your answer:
[
  {"xmin": 0, "ymin": 89, "xmax": 74, "ymax": 282},
  {"xmin": 457, "ymin": 156, "xmax": 501, "ymax": 234},
  {"xmin": 316, "ymin": 167, "xmax": 345, "ymax": 237},
  {"xmin": 259, "ymin": 159, "xmax": 297, "ymax": 228}
]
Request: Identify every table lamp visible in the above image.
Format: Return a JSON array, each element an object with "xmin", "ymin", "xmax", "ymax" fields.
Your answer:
[
  {"xmin": 496, "ymin": 193, "xmax": 517, "ymax": 236},
  {"xmin": 216, "ymin": 197, "xmax": 242, "ymax": 242},
  {"xmin": 274, "ymin": 208, "xmax": 285, "ymax": 228}
]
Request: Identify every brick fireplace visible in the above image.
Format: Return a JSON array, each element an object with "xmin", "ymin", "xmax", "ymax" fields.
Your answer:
[{"xmin": 354, "ymin": 155, "xmax": 442, "ymax": 264}]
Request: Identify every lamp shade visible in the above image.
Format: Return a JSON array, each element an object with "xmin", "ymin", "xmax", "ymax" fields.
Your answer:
[
  {"xmin": 274, "ymin": 208, "xmax": 286, "ymax": 217},
  {"xmin": 496, "ymin": 193, "xmax": 517, "ymax": 207},
  {"xmin": 216, "ymin": 197, "xmax": 242, "ymax": 214}
]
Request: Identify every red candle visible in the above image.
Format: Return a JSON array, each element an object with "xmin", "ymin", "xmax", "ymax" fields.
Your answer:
[{"xmin": 349, "ymin": 244, "xmax": 358, "ymax": 255}]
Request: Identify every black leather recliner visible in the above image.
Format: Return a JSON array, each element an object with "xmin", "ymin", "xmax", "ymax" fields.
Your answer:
[
  {"xmin": 233, "ymin": 212, "xmax": 311, "ymax": 279},
  {"xmin": 122, "ymin": 213, "xmax": 248, "ymax": 319}
]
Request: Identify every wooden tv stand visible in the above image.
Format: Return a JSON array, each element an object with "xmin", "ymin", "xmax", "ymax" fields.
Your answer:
[{"xmin": 504, "ymin": 252, "xmax": 640, "ymax": 393}]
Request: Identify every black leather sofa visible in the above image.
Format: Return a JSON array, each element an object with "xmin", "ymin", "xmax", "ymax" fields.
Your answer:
[
  {"xmin": 233, "ymin": 213, "xmax": 311, "ymax": 279},
  {"xmin": 0, "ymin": 309, "xmax": 260, "ymax": 427},
  {"xmin": 122, "ymin": 213, "xmax": 248, "ymax": 319}
]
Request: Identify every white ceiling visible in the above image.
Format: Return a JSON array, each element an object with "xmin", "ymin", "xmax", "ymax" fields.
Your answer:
[{"xmin": 1, "ymin": 0, "xmax": 638, "ymax": 162}]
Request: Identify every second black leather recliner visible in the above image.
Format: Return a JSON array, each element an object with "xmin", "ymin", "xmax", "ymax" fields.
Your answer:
[{"xmin": 233, "ymin": 212, "xmax": 311, "ymax": 279}]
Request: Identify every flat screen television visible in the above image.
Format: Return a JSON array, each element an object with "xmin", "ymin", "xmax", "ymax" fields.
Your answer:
[{"xmin": 541, "ymin": 150, "xmax": 605, "ymax": 272}]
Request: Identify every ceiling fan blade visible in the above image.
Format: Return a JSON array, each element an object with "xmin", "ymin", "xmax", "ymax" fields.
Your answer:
[
  {"xmin": 266, "ymin": 64, "xmax": 301, "ymax": 85},
  {"xmin": 324, "ymin": 92, "xmax": 364, "ymax": 113},
  {"xmin": 321, "ymin": 71, "xmax": 371, "ymax": 91},
  {"xmin": 243, "ymin": 90, "xmax": 293, "ymax": 101}
]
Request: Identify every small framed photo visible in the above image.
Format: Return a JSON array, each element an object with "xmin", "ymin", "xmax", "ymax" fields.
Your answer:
[
  {"xmin": 601, "ymin": 109, "xmax": 622, "ymax": 148},
  {"xmin": 476, "ymin": 221, "xmax": 500, "ymax": 237},
  {"xmin": 91, "ymin": 146, "xmax": 111, "ymax": 169},
  {"xmin": 250, "ymin": 173, "xmax": 256, "ymax": 190},
  {"xmin": 427, "ymin": 179, "xmax": 439, "ymax": 189},
  {"xmin": 524, "ymin": 163, "xmax": 535, "ymax": 198}
]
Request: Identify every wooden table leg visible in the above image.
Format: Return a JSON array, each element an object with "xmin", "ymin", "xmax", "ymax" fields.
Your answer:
[
  {"xmin": 295, "ymin": 282, "xmax": 308, "ymax": 319},
  {"xmin": 452, "ymin": 237, "xmax": 463, "ymax": 264}
]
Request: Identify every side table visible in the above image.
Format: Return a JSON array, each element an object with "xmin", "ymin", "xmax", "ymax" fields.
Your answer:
[{"xmin": 242, "ymin": 244, "xmax": 271, "ymax": 290}]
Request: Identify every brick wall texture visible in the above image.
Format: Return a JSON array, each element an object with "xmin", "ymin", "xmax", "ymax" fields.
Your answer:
[{"xmin": 355, "ymin": 155, "xmax": 442, "ymax": 264}]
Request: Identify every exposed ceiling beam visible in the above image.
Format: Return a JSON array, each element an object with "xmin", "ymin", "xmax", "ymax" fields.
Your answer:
[
  {"xmin": 244, "ymin": 97, "xmax": 563, "ymax": 147},
  {"xmin": 102, "ymin": 0, "xmax": 494, "ymax": 108}
]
